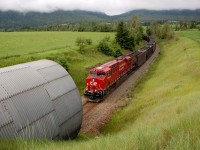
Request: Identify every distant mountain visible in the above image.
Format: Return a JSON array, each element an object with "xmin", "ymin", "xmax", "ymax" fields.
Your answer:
[
  {"xmin": 113, "ymin": 9, "xmax": 200, "ymax": 22},
  {"xmin": 0, "ymin": 9, "xmax": 200, "ymax": 29},
  {"xmin": 0, "ymin": 10, "xmax": 110, "ymax": 28}
]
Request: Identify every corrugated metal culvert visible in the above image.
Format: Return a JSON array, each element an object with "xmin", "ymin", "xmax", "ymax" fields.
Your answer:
[{"xmin": 0, "ymin": 60, "xmax": 82, "ymax": 139}]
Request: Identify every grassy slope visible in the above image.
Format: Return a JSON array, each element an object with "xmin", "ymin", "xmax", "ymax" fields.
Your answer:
[
  {"xmin": 0, "ymin": 32, "xmax": 114, "ymax": 93},
  {"xmin": 101, "ymin": 31, "xmax": 200, "ymax": 149},
  {"xmin": 28, "ymin": 31, "xmax": 199, "ymax": 149},
  {"xmin": 177, "ymin": 30, "xmax": 200, "ymax": 44}
]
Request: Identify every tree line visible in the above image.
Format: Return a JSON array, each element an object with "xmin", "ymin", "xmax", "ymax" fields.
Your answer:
[
  {"xmin": 76, "ymin": 16, "xmax": 177, "ymax": 58},
  {"xmin": 2, "ymin": 22, "xmax": 117, "ymax": 32},
  {"xmin": 1, "ymin": 20, "xmax": 200, "ymax": 32}
]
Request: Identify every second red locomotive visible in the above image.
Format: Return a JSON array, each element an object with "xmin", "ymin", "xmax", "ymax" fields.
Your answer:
[{"xmin": 84, "ymin": 36, "xmax": 156, "ymax": 102}]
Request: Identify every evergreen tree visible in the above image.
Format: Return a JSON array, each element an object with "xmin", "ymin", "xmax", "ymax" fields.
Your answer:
[{"xmin": 115, "ymin": 21, "xmax": 135, "ymax": 50}]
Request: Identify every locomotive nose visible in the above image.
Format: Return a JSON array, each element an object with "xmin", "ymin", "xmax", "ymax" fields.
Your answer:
[{"xmin": 88, "ymin": 78, "xmax": 99, "ymax": 92}]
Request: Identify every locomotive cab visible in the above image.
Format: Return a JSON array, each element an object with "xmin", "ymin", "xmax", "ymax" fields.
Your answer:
[
  {"xmin": 85, "ymin": 60, "xmax": 120, "ymax": 100},
  {"xmin": 85, "ymin": 67, "xmax": 108, "ymax": 100}
]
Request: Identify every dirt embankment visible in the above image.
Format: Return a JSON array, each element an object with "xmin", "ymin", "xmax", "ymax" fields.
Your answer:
[{"xmin": 80, "ymin": 46, "xmax": 160, "ymax": 135}]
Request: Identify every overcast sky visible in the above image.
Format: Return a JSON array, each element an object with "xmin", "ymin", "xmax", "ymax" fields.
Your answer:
[{"xmin": 0, "ymin": 0, "xmax": 199, "ymax": 15}]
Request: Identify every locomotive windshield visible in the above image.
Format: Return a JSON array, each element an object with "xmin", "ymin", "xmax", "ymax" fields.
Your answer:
[
  {"xmin": 90, "ymin": 71, "xmax": 96, "ymax": 75},
  {"xmin": 97, "ymin": 71, "xmax": 106, "ymax": 76}
]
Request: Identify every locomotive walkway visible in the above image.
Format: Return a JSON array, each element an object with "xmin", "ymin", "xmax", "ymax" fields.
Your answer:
[{"xmin": 81, "ymin": 45, "xmax": 160, "ymax": 135}]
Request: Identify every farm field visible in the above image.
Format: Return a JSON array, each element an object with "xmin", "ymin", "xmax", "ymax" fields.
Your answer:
[
  {"xmin": 0, "ymin": 31, "xmax": 115, "ymax": 93},
  {"xmin": 0, "ymin": 31, "xmax": 115, "ymax": 58},
  {"xmin": 1, "ymin": 30, "xmax": 200, "ymax": 149}
]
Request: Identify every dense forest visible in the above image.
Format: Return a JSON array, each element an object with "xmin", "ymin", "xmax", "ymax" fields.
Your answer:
[{"xmin": 0, "ymin": 9, "xmax": 200, "ymax": 30}]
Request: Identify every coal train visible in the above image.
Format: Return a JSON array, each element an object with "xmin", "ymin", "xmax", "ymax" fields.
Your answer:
[{"xmin": 84, "ymin": 36, "xmax": 156, "ymax": 102}]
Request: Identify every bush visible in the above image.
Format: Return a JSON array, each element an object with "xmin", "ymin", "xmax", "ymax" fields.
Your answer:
[
  {"xmin": 46, "ymin": 54, "xmax": 69, "ymax": 71},
  {"xmin": 97, "ymin": 37, "xmax": 123, "ymax": 57},
  {"xmin": 114, "ymin": 49, "xmax": 123, "ymax": 58},
  {"xmin": 75, "ymin": 37, "xmax": 86, "ymax": 53},
  {"xmin": 103, "ymin": 36, "xmax": 110, "ymax": 42},
  {"xmin": 76, "ymin": 37, "xmax": 86, "ymax": 45},
  {"xmin": 85, "ymin": 38, "xmax": 92, "ymax": 45},
  {"xmin": 97, "ymin": 40, "xmax": 114, "ymax": 56},
  {"xmin": 75, "ymin": 37, "xmax": 93, "ymax": 53}
]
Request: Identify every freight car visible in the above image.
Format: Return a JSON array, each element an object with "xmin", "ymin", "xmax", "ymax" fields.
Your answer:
[{"xmin": 84, "ymin": 36, "xmax": 156, "ymax": 102}]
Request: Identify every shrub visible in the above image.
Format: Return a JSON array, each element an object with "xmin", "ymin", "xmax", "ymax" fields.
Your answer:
[
  {"xmin": 97, "ymin": 37, "xmax": 124, "ymax": 57},
  {"xmin": 46, "ymin": 54, "xmax": 69, "ymax": 71},
  {"xmin": 75, "ymin": 37, "xmax": 93, "ymax": 53},
  {"xmin": 114, "ymin": 49, "xmax": 123, "ymax": 58},
  {"xmin": 97, "ymin": 40, "xmax": 114, "ymax": 56},
  {"xmin": 75, "ymin": 37, "xmax": 86, "ymax": 53},
  {"xmin": 103, "ymin": 36, "xmax": 110, "ymax": 42},
  {"xmin": 85, "ymin": 38, "xmax": 92, "ymax": 45}
]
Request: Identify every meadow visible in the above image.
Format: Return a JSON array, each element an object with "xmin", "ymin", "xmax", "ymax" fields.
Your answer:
[
  {"xmin": 0, "ymin": 32, "xmax": 115, "ymax": 58},
  {"xmin": 0, "ymin": 31, "xmax": 115, "ymax": 93},
  {"xmin": 0, "ymin": 30, "xmax": 200, "ymax": 149}
]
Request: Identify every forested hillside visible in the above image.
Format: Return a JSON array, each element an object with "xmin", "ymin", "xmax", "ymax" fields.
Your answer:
[
  {"xmin": 114, "ymin": 9, "xmax": 200, "ymax": 22},
  {"xmin": 0, "ymin": 9, "xmax": 200, "ymax": 29},
  {"xmin": 0, "ymin": 10, "xmax": 109, "ymax": 28}
]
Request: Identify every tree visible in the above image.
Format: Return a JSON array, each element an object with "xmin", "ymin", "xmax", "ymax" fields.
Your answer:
[
  {"xmin": 146, "ymin": 22, "xmax": 174, "ymax": 39},
  {"xmin": 115, "ymin": 21, "xmax": 135, "ymax": 50},
  {"xmin": 189, "ymin": 21, "xmax": 197, "ymax": 29},
  {"xmin": 160, "ymin": 23, "xmax": 174, "ymax": 39},
  {"xmin": 146, "ymin": 22, "xmax": 161, "ymax": 37},
  {"xmin": 128, "ymin": 16, "xmax": 143, "ymax": 44}
]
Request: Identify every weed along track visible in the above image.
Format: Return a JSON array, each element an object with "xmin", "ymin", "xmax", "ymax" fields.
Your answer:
[{"xmin": 80, "ymin": 45, "xmax": 160, "ymax": 135}]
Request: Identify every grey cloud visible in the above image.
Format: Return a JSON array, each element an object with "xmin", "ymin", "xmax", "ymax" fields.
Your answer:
[{"xmin": 0, "ymin": 0, "xmax": 199, "ymax": 15}]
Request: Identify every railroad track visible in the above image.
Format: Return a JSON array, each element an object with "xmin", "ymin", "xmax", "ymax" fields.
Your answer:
[{"xmin": 82, "ymin": 102, "xmax": 98, "ymax": 115}]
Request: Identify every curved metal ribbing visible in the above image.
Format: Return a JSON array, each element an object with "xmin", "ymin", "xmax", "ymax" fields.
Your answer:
[{"xmin": 0, "ymin": 59, "xmax": 82, "ymax": 139}]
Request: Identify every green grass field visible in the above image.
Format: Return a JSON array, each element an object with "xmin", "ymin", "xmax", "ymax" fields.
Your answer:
[
  {"xmin": 0, "ymin": 32, "xmax": 115, "ymax": 58},
  {"xmin": 0, "ymin": 30, "xmax": 200, "ymax": 149},
  {"xmin": 176, "ymin": 30, "xmax": 200, "ymax": 44},
  {"xmin": 0, "ymin": 32, "xmax": 115, "ymax": 93}
]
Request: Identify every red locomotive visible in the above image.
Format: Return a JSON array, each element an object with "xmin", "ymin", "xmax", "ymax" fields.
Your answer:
[{"xmin": 84, "ymin": 36, "xmax": 156, "ymax": 102}]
